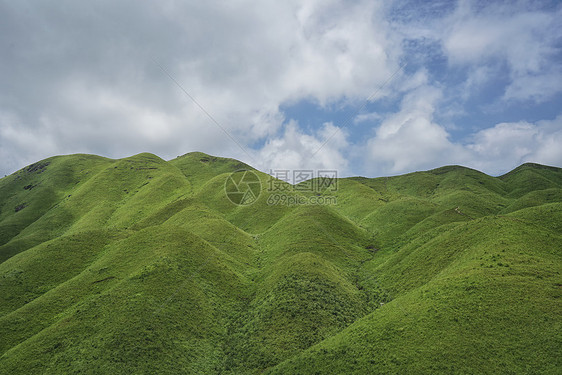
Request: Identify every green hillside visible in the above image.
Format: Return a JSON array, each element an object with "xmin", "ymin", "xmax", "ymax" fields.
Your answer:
[{"xmin": 0, "ymin": 153, "xmax": 560, "ymax": 374}]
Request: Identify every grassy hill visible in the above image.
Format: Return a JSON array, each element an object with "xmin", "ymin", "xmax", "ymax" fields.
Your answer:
[{"xmin": 0, "ymin": 153, "xmax": 560, "ymax": 374}]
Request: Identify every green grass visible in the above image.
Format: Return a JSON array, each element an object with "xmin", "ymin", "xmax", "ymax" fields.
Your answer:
[
  {"xmin": 268, "ymin": 216, "xmax": 562, "ymax": 374},
  {"xmin": 0, "ymin": 153, "xmax": 560, "ymax": 374}
]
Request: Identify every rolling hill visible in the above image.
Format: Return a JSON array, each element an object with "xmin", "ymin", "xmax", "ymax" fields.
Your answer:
[{"xmin": 0, "ymin": 152, "xmax": 560, "ymax": 374}]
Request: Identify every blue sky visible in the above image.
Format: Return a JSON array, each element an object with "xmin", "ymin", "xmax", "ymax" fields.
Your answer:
[{"xmin": 1, "ymin": 0, "xmax": 561, "ymax": 179}]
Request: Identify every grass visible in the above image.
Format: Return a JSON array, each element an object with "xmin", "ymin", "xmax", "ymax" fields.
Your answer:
[
  {"xmin": 268, "ymin": 216, "xmax": 562, "ymax": 374},
  {"xmin": 0, "ymin": 153, "xmax": 560, "ymax": 374}
]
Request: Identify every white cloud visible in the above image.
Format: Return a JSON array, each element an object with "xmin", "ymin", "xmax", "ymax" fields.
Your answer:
[
  {"xmin": 365, "ymin": 85, "xmax": 468, "ymax": 174},
  {"xmin": 283, "ymin": 0, "xmax": 401, "ymax": 104},
  {"xmin": 466, "ymin": 116, "xmax": 562, "ymax": 174},
  {"xmin": 442, "ymin": 1, "xmax": 562, "ymax": 102},
  {"xmin": 0, "ymin": 0, "xmax": 399, "ymax": 176},
  {"xmin": 392, "ymin": 1, "xmax": 562, "ymax": 103},
  {"xmin": 254, "ymin": 121, "xmax": 349, "ymax": 180},
  {"xmin": 354, "ymin": 112, "xmax": 382, "ymax": 124},
  {"xmin": 0, "ymin": 0, "xmax": 560, "ymax": 179},
  {"xmin": 0, "ymin": 111, "xmax": 58, "ymax": 176},
  {"xmin": 363, "ymin": 85, "xmax": 562, "ymax": 177},
  {"xmin": 459, "ymin": 65, "xmax": 492, "ymax": 99},
  {"xmin": 503, "ymin": 72, "xmax": 562, "ymax": 103}
]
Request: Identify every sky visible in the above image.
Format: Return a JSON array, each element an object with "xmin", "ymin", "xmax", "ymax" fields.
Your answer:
[{"xmin": 1, "ymin": 0, "xmax": 561, "ymax": 180}]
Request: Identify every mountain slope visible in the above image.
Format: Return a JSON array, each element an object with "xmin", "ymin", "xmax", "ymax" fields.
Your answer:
[
  {"xmin": 0, "ymin": 154, "xmax": 560, "ymax": 374},
  {"xmin": 269, "ymin": 214, "xmax": 562, "ymax": 374}
]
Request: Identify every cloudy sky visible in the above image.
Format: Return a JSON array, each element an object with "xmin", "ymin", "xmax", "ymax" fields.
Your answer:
[{"xmin": 1, "ymin": 0, "xmax": 561, "ymax": 179}]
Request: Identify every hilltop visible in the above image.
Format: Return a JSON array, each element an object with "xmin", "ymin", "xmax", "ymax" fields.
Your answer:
[{"xmin": 0, "ymin": 152, "xmax": 561, "ymax": 374}]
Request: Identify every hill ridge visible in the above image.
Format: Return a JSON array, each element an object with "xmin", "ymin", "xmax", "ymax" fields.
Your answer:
[{"xmin": 0, "ymin": 152, "xmax": 560, "ymax": 374}]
